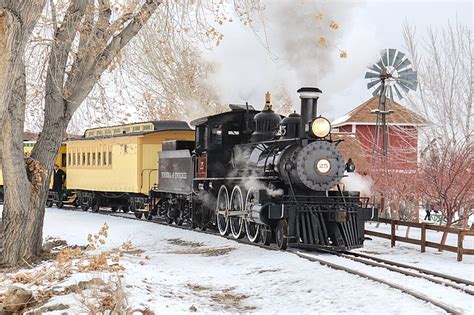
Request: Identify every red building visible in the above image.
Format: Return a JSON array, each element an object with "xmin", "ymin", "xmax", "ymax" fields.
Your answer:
[{"xmin": 332, "ymin": 97, "xmax": 427, "ymax": 173}]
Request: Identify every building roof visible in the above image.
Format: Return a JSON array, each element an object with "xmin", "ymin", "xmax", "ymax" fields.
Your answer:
[
  {"xmin": 332, "ymin": 132, "xmax": 369, "ymax": 175},
  {"xmin": 332, "ymin": 97, "xmax": 427, "ymax": 127}
]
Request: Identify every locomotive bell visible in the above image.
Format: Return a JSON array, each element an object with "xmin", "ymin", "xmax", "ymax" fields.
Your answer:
[{"xmin": 297, "ymin": 87, "xmax": 322, "ymax": 137}]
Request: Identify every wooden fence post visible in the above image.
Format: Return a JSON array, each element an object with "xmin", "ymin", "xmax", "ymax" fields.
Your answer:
[
  {"xmin": 457, "ymin": 231, "xmax": 464, "ymax": 262},
  {"xmin": 390, "ymin": 220, "xmax": 396, "ymax": 247},
  {"xmin": 421, "ymin": 223, "xmax": 426, "ymax": 253}
]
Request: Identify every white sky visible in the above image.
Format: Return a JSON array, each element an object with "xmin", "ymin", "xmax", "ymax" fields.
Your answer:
[{"xmin": 204, "ymin": 0, "xmax": 473, "ymax": 121}]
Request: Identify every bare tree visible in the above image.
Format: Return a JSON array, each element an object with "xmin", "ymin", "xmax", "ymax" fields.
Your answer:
[
  {"xmin": 418, "ymin": 141, "xmax": 473, "ymax": 245},
  {"xmin": 403, "ymin": 20, "xmax": 473, "ymax": 145},
  {"xmin": 123, "ymin": 2, "xmax": 258, "ymax": 121},
  {"xmin": 1, "ymin": 0, "xmax": 160, "ymax": 266}
]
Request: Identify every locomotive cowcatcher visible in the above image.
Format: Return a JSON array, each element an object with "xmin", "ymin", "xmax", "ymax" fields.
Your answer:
[{"xmin": 150, "ymin": 87, "xmax": 378, "ymax": 250}]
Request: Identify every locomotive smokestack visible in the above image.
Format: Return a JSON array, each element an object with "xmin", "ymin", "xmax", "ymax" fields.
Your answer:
[{"xmin": 297, "ymin": 87, "xmax": 322, "ymax": 136}]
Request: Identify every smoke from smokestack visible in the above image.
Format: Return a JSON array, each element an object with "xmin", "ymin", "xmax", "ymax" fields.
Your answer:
[{"xmin": 204, "ymin": 0, "xmax": 379, "ymax": 118}]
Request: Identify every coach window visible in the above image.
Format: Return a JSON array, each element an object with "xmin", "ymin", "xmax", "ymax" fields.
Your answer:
[
  {"xmin": 103, "ymin": 151, "xmax": 107, "ymax": 165},
  {"xmin": 68, "ymin": 153, "xmax": 71, "ymax": 166},
  {"xmin": 211, "ymin": 123, "xmax": 222, "ymax": 149},
  {"xmin": 98, "ymin": 152, "xmax": 101, "ymax": 166},
  {"xmin": 108, "ymin": 151, "xmax": 112, "ymax": 165},
  {"xmin": 87, "ymin": 152, "xmax": 91, "ymax": 166},
  {"xmin": 82, "ymin": 152, "xmax": 86, "ymax": 165},
  {"xmin": 92, "ymin": 152, "xmax": 96, "ymax": 165},
  {"xmin": 73, "ymin": 151, "xmax": 76, "ymax": 165},
  {"xmin": 61, "ymin": 153, "xmax": 67, "ymax": 167}
]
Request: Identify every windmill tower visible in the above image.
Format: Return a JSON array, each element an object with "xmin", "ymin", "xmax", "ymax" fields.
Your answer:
[{"xmin": 365, "ymin": 48, "xmax": 418, "ymax": 158}]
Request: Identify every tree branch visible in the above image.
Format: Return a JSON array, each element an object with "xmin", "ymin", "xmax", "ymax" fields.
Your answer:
[{"xmin": 66, "ymin": 0, "xmax": 161, "ymax": 111}]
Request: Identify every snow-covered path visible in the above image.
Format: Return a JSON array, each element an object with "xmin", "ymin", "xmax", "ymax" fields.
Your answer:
[
  {"xmin": 30, "ymin": 209, "xmax": 474, "ymax": 312},
  {"xmin": 1, "ymin": 207, "xmax": 473, "ymax": 313}
]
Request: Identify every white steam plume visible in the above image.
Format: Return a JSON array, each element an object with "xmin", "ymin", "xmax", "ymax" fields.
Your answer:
[
  {"xmin": 204, "ymin": 0, "xmax": 379, "ymax": 118},
  {"xmin": 341, "ymin": 172, "xmax": 373, "ymax": 197}
]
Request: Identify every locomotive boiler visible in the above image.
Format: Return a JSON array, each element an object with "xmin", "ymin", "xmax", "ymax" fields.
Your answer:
[{"xmin": 152, "ymin": 87, "xmax": 377, "ymax": 250}]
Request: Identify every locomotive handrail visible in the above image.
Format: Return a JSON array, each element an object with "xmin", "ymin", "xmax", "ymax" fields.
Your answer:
[
  {"xmin": 140, "ymin": 168, "xmax": 157, "ymax": 190},
  {"xmin": 281, "ymin": 195, "xmax": 370, "ymax": 207}
]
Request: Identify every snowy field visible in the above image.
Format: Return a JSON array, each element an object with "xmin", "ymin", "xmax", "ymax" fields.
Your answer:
[{"xmin": 1, "ymin": 207, "xmax": 473, "ymax": 314}]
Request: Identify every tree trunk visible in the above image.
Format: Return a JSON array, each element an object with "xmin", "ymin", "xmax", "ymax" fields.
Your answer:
[
  {"xmin": 1, "ymin": 59, "xmax": 38, "ymax": 265},
  {"xmin": 439, "ymin": 212, "xmax": 453, "ymax": 251},
  {"xmin": 0, "ymin": 2, "xmax": 47, "ymax": 265}
]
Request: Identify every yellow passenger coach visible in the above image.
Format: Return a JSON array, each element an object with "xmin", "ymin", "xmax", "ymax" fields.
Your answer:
[{"xmin": 66, "ymin": 121, "xmax": 194, "ymax": 218}]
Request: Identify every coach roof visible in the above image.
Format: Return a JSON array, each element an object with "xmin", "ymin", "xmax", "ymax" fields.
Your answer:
[{"xmin": 82, "ymin": 120, "xmax": 192, "ymax": 139}]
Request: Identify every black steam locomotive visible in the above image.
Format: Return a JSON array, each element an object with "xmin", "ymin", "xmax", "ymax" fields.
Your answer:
[{"xmin": 150, "ymin": 87, "xmax": 377, "ymax": 250}]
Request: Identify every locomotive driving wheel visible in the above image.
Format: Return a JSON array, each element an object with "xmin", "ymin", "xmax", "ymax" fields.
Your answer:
[
  {"xmin": 276, "ymin": 219, "xmax": 288, "ymax": 250},
  {"xmin": 216, "ymin": 185, "xmax": 230, "ymax": 236},
  {"xmin": 244, "ymin": 188, "xmax": 260, "ymax": 243},
  {"xmin": 230, "ymin": 186, "xmax": 245, "ymax": 239}
]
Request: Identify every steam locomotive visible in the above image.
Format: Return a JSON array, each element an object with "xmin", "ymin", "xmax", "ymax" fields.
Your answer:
[{"xmin": 151, "ymin": 87, "xmax": 377, "ymax": 250}]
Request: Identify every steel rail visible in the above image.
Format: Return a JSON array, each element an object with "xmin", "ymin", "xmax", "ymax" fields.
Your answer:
[
  {"xmin": 55, "ymin": 206, "xmax": 469, "ymax": 314},
  {"xmin": 309, "ymin": 247, "xmax": 474, "ymax": 295},
  {"xmin": 295, "ymin": 252, "xmax": 463, "ymax": 315},
  {"xmin": 341, "ymin": 250, "xmax": 474, "ymax": 287}
]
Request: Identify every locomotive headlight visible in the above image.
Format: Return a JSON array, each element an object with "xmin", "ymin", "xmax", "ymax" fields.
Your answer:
[
  {"xmin": 316, "ymin": 158, "xmax": 331, "ymax": 174},
  {"xmin": 311, "ymin": 117, "xmax": 331, "ymax": 138}
]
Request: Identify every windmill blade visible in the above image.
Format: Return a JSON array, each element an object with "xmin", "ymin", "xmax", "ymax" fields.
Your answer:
[
  {"xmin": 395, "ymin": 58, "xmax": 412, "ymax": 70},
  {"xmin": 393, "ymin": 85, "xmax": 404, "ymax": 99},
  {"xmin": 365, "ymin": 71, "xmax": 381, "ymax": 79},
  {"xmin": 367, "ymin": 79, "xmax": 381, "ymax": 89},
  {"xmin": 387, "ymin": 86, "xmax": 394, "ymax": 100},
  {"xmin": 399, "ymin": 72, "xmax": 418, "ymax": 83},
  {"xmin": 392, "ymin": 51, "xmax": 405, "ymax": 68},
  {"xmin": 396, "ymin": 81, "xmax": 410, "ymax": 93},
  {"xmin": 381, "ymin": 49, "xmax": 389, "ymax": 66},
  {"xmin": 372, "ymin": 84, "xmax": 383, "ymax": 96},
  {"xmin": 398, "ymin": 68, "xmax": 416, "ymax": 77},
  {"xmin": 376, "ymin": 60, "xmax": 385, "ymax": 70},
  {"xmin": 399, "ymin": 79, "xmax": 417, "ymax": 90},
  {"xmin": 368, "ymin": 64, "xmax": 382, "ymax": 73},
  {"xmin": 388, "ymin": 49, "xmax": 397, "ymax": 66}
]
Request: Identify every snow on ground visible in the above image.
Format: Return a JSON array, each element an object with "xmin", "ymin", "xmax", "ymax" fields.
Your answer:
[
  {"xmin": 364, "ymin": 222, "xmax": 474, "ymax": 281},
  {"xmin": 1, "ymin": 207, "xmax": 473, "ymax": 314}
]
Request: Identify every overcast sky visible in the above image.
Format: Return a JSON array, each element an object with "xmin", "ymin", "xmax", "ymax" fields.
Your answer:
[{"xmin": 204, "ymin": 0, "xmax": 472, "ymax": 121}]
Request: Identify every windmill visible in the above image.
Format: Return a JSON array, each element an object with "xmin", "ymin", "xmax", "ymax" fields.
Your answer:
[{"xmin": 365, "ymin": 48, "xmax": 418, "ymax": 157}]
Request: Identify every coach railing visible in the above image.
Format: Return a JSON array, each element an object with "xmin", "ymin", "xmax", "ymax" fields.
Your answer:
[{"xmin": 365, "ymin": 218, "xmax": 474, "ymax": 261}]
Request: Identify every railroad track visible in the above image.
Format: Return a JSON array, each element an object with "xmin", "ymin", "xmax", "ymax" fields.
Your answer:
[{"xmin": 58, "ymin": 206, "xmax": 470, "ymax": 314}]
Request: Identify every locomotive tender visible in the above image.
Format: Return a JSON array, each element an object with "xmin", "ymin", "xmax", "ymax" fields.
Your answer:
[{"xmin": 153, "ymin": 87, "xmax": 378, "ymax": 250}]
